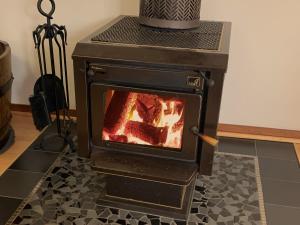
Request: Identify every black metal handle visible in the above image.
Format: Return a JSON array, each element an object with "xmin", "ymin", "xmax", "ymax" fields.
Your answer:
[
  {"xmin": 191, "ymin": 126, "xmax": 219, "ymax": 147},
  {"xmin": 198, "ymin": 71, "xmax": 215, "ymax": 87},
  {"xmin": 88, "ymin": 64, "xmax": 107, "ymax": 76},
  {"xmin": 37, "ymin": 0, "xmax": 56, "ymax": 19}
]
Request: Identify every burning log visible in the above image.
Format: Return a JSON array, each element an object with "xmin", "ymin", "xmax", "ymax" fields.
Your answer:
[
  {"xmin": 105, "ymin": 90, "xmax": 114, "ymax": 113},
  {"xmin": 163, "ymin": 100, "xmax": 184, "ymax": 115},
  {"xmin": 136, "ymin": 94, "xmax": 162, "ymax": 124},
  {"xmin": 164, "ymin": 101, "xmax": 172, "ymax": 115},
  {"xmin": 175, "ymin": 101, "xmax": 184, "ymax": 115},
  {"xmin": 172, "ymin": 113, "xmax": 184, "ymax": 133},
  {"xmin": 109, "ymin": 135, "xmax": 128, "ymax": 143},
  {"xmin": 104, "ymin": 91, "xmax": 137, "ymax": 134},
  {"xmin": 125, "ymin": 121, "xmax": 168, "ymax": 145}
]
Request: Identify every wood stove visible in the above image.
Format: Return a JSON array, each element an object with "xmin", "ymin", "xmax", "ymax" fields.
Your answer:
[{"xmin": 72, "ymin": 16, "xmax": 231, "ymax": 220}]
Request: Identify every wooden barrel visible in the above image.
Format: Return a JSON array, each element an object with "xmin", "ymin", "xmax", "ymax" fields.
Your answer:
[{"xmin": 0, "ymin": 41, "xmax": 14, "ymax": 151}]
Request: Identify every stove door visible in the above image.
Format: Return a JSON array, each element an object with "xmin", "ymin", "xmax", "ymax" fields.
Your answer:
[{"xmin": 90, "ymin": 83, "xmax": 202, "ymax": 161}]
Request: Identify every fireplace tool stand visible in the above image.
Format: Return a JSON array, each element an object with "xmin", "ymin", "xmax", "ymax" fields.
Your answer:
[{"xmin": 31, "ymin": 0, "xmax": 73, "ymax": 151}]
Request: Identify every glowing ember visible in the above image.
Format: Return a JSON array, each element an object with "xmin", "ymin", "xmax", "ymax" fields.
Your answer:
[{"xmin": 102, "ymin": 90, "xmax": 185, "ymax": 149}]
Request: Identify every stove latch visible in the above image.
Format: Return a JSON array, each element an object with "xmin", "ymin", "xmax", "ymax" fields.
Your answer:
[{"xmin": 87, "ymin": 64, "xmax": 107, "ymax": 77}]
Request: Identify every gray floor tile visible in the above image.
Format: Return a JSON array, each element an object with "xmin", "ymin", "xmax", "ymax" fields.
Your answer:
[
  {"xmin": 9, "ymin": 150, "xmax": 59, "ymax": 173},
  {"xmin": 217, "ymin": 137, "xmax": 256, "ymax": 156},
  {"xmin": 256, "ymin": 141, "xmax": 297, "ymax": 161},
  {"xmin": 259, "ymin": 157, "xmax": 300, "ymax": 182},
  {"xmin": 0, "ymin": 170, "xmax": 43, "ymax": 199},
  {"xmin": 265, "ymin": 204, "xmax": 300, "ymax": 225},
  {"xmin": 262, "ymin": 178, "xmax": 300, "ymax": 207},
  {"xmin": 0, "ymin": 196, "xmax": 22, "ymax": 225}
]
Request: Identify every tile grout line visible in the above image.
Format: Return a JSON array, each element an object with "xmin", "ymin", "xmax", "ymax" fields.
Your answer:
[
  {"xmin": 266, "ymin": 203, "xmax": 300, "ymax": 209},
  {"xmin": 261, "ymin": 177, "xmax": 300, "ymax": 184},
  {"xmin": 215, "ymin": 151, "xmax": 256, "ymax": 159},
  {"xmin": 0, "ymin": 194, "xmax": 23, "ymax": 200},
  {"xmin": 28, "ymin": 148, "xmax": 62, "ymax": 154},
  {"xmin": 254, "ymin": 139, "xmax": 258, "ymax": 156},
  {"xmin": 6, "ymin": 168, "xmax": 45, "ymax": 175},
  {"xmin": 255, "ymin": 157, "xmax": 268, "ymax": 225},
  {"xmin": 258, "ymin": 155, "xmax": 298, "ymax": 162},
  {"xmin": 257, "ymin": 155, "xmax": 297, "ymax": 162}
]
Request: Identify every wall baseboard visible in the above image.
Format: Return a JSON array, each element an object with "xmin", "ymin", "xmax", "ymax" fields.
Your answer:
[
  {"xmin": 10, "ymin": 104, "xmax": 32, "ymax": 112},
  {"xmin": 11, "ymin": 104, "xmax": 77, "ymax": 117},
  {"xmin": 218, "ymin": 124, "xmax": 300, "ymax": 140},
  {"xmin": 10, "ymin": 104, "xmax": 300, "ymax": 142}
]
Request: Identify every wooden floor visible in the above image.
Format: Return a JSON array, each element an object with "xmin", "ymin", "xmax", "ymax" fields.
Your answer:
[
  {"xmin": 0, "ymin": 112, "xmax": 299, "ymax": 176},
  {"xmin": 0, "ymin": 112, "xmax": 39, "ymax": 176}
]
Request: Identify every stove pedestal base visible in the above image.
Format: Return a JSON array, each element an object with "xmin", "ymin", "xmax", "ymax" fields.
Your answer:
[
  {"xmin": 92, "ymin": 150, "xmax": 198, "ymax": 220},
  {"xmin": 96, "ymin": 173, "xmax": 196, "ymax": 220}
]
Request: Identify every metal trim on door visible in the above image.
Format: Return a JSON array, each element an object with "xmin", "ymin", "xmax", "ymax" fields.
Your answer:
[{"xmin": 90, "ymin": 83, "xmax": 202, "ymax": 162}]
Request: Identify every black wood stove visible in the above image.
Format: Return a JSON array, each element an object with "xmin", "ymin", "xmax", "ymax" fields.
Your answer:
[{"xmin": 73, "ymin": 15, "xmax": 231, "ymax": 220}]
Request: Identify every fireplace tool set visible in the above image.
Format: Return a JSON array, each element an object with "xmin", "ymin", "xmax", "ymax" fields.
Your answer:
[{"xmin": 30, "ymin": 0, "xmax": 73, "ymax": 150}]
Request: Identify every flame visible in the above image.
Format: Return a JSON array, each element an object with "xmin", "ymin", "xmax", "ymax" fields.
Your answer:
[
  {"xmin": 102, "ymin": 91, "xmax": 184, "ymax": 149},
  {"xmin": 156, "ymin": 100, "xmax": 184, "ymax": 148}
]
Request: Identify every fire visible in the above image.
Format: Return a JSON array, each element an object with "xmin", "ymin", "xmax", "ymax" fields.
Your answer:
[{"xmin": 102, "ymin": 90, "xmax": 184, "ymax": 149}]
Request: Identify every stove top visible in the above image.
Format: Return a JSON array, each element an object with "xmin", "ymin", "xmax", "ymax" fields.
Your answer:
[{"xmin": 91, "ymin": 16, "xmax": 223, "ymax": 51}]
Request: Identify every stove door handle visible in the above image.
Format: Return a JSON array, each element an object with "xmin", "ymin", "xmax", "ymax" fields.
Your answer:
[
  {"xmin": 196, "ymin": 71, "xmax": 215, "ymax": 87},
  {"xmin": 191, "ymin": 126, "xmax": 218, "ymax": 147},
  {"xmin": 89, "ymin": 64, "xmax": 107, "ymax": 74}
]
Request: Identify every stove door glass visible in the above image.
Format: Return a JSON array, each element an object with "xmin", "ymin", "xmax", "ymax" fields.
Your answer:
[{"xmin": 102, "ymin": 89, "xmax": 185, "ymax": 150}]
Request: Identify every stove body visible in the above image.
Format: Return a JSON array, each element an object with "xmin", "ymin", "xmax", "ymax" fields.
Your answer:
[{"xmin": 73, "ymin": 16, "xmax": 231, "ymax": 219}]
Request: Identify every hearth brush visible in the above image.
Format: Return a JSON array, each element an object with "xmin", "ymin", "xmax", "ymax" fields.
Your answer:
[{"xmin": 29, "ymin": 0, "xmax": 73, "ymax": 151}]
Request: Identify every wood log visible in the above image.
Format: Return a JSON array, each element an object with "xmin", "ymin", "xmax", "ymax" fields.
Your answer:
[
  {"xmin": 125, "ymin": 121, "xmax": 168, "ymax": 145},
  {"xmin": 105, "ymin": 90, "xmax": 114, "ymax": 113},
  {"xmin": 136, "ymin": 94, "xmax": 162, "ymax": 124},
  {"xmin": 109, "ymin": 135, "xmax": 128, "ymax": 143},
  {"xmin": 104, "ymin": 91, "xmax": 137, "ymax": 134},
  {"xmin": 172, "ymin": 114, "xmax": 184, "ymax": 133},
  {"xmin": 163, "ymin": 101, "xmax": 172, "ymax": 115},
  {"xmin": 163, "ymin": 101, "xmax": 184, "ymax": 115},
  {"xmin": 175, "ymin": 101, "xmax": 184, "ymax": 115}
]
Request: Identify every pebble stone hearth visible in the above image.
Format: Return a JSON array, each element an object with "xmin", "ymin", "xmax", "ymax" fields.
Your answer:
[{"xmin": 5, "ymin": 137, "xmax": 265, "ymax": 225}]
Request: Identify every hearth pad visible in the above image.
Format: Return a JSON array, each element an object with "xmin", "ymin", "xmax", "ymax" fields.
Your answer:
[{"xmin": 6, "ymin": 137, "xmax": 266, "ymax": 225}]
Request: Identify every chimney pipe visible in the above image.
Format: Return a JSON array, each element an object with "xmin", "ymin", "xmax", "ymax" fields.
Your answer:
[{"xmin": 139, "ymin": 0, "xmax": 202, "ymax": 29}]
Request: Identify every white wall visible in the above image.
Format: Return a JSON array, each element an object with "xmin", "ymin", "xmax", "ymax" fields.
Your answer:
[
  {"xmin": 0, "ymin": 0, "xmax": 299, "ymax": 130},
  {"xmin": 201, "ymin": 0, "xmax": 300, "ymax": 131}
]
